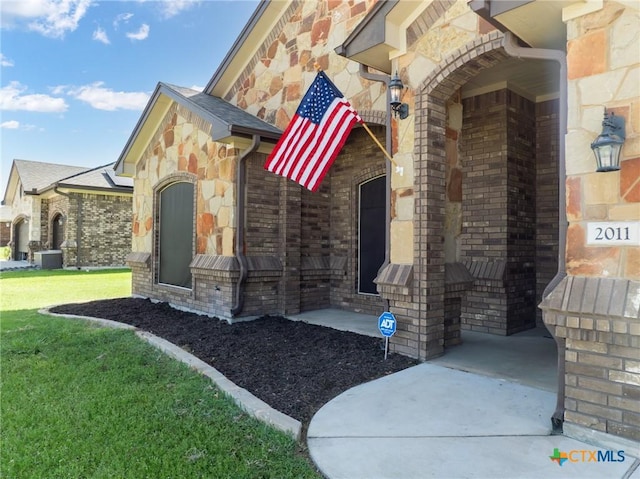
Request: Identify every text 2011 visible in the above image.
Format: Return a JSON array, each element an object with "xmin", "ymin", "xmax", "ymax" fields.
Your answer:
[{"xmin": 593, "ymin": 226, "xmax": 631, "ymax": 242}]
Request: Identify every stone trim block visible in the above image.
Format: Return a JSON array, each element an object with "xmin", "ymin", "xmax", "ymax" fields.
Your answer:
[
  {"xmin": 463, "ymin": 259, "xmax": 506, "ymax": 282},
  {"xmin": 445, "ymin": 262, "xmax": 474, "ymax": 293},
  {"xmin": 541, "ymin": 276, "xmax": 640, "ymax": 320},
  {"xmin": 301, "ymin": 256, "xmax": 347, "ymax": 276},
  {"xmin": 190, "ymin": 254, "xmax": 238, "ymax": 272},
  {"xmin": 126, "ymin": 252, "xmax": 151, "ymax": 268}
]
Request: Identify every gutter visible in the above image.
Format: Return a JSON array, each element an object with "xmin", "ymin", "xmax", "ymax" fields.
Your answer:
[
  {"xmin": 359, "ymin": 64, "xmax": 391, "ymax": 313},
  {"xmin": 230, "ymin": 134, "xmax": 261, "ymax": 317},
  {"xmin": 502, "ymin": 31, "xmax": 568, "ymax": 433}
]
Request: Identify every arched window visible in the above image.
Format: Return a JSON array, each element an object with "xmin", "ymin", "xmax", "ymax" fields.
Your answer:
[{"xmin": 158, "ymin": 182, "xmax": 194, "ymax": 288}]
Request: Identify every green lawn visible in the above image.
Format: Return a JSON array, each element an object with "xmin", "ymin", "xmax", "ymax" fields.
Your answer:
[{"xmin": 0, "ymin": 269, "xmax": 320, "ymax": 478}]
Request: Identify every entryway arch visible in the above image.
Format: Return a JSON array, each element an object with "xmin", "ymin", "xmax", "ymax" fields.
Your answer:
[{"xmin": 414, "ymin": 30, "xmax": 560, "ymax": 361}]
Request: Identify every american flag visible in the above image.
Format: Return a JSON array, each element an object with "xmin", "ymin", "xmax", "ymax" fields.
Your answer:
[{"xmin": 264, "ymin": 71, "xmax": 362, "ymax": 192}]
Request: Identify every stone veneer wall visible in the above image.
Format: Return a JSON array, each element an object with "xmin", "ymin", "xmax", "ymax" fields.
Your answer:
[
  {"xmin": 129, "ymin": 103, "xmax": 242, "ymax": 315},
  {"xmin": 540, "ymin": 2, "xmax": 640, "ymax": 444}
]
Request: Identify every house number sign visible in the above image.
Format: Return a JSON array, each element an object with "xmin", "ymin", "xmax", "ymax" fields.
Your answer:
[{"xmin": 586, "ymin": 222, "xmax": 640, "ymax": 246}]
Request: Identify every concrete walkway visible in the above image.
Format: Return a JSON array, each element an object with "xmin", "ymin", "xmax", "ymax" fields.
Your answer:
[
  {"xmin": 0, "ymin": 259, "xmax": 35, "ymax": 271},
  {"xmin": 307, "ymin": 363, "xmax": 640, "ymax": 479},
  {"xmin": 44, "ymin": 304, "xmax": 640, "ymax": 478},
  {"xmin": 296, "ymin": 310, "xmax": 639, "ymax": 478}
]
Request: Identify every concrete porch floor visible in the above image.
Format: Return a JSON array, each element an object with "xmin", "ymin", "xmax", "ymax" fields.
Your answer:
[{"xmin": 286, "ymin": 308, "xmax": 558, "ymax": 392}]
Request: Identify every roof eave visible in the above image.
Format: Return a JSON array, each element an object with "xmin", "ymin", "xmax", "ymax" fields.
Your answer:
[
  {"xmin": 114, "ymin": 82, "xmax": 168, "ymax": 177},
  {"xmin": 205, "ymin": 1, "xmax": 291, "ymax": 98},
  {"xmin": 115, "ymin": 83, "xmax": 282, "ymax": 177}
]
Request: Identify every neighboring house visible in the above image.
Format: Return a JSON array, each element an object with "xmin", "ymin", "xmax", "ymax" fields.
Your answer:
[
  {"xmin": 2, "ymin": 159, "xmax": 133, "ymax": 268},
  {"xmin": 115, "ymin": 0, "xmax": 639, "ymax": 448}
]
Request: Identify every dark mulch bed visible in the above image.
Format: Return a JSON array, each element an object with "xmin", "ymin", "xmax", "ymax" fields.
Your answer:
[{"xmin": 50, "ymin": 298, "xmax": 418, "ymax": 426}]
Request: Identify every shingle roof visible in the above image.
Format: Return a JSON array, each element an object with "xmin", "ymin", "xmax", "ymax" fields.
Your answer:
[
  {"xmin": 13, "ymin": 160, "xmax": 132, "ymax": 193},
  {"xmin": 14, "ymin": 160, "xmax": 89, "ymax": 193},
  {"xmin": 160, "ymin": 83, "xmax": 282, "ymax": 141}
]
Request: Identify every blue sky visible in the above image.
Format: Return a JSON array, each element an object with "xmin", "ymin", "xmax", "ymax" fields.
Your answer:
[{"xmin": 0, "ymin": 0, "xmax": 259, "ymax": 198}]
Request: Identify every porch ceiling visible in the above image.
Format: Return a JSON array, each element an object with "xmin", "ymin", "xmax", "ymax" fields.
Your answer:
[
  {"xmin": 469, "ymin": 0, "xmax": 571, "ymax": 51},
  {"xmin": 460, "ymin": 56, "xmax": 561, "ymax": 102}
]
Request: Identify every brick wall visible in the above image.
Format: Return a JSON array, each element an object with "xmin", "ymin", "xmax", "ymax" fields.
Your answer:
[
  {"xmin": 0, "ymin": 222, "xmax": 9, "ymax": 247},
  {"xmin": 37, "ymin": 192, "xmax": 132, "ymax": 268},
  {"xmin": 326, "ymin": 126, "xmax": 387, "ymax": 315},
  {"xmin": 76, "ymin": 193, "xmax": 132, "ymax": 267},
  {"xmin": 459, "ymin": 89, "xmax": 543, "ymax": 334},
  {"xmin": 535, "ymin": 99, "xmax": 560, "ymax": 326},
  {"xmin": 242, "ymin": 126, "xmax": 388, "ymax": 317},
  {"xmin": 460, "ymin": 90, "xmax": 510, "ymax": 333},
  {"xmin": 505, "ymin": 90, "xmax": 537, "ymax": 331},
  {"xmin": 541, "ymin": 276, "xmax": 640, "ymax": 442}
]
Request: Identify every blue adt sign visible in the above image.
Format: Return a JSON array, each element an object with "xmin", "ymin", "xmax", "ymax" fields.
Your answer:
[{"xmin": 378, "ymin": 312, "xmax": 396, "ymax": 337}]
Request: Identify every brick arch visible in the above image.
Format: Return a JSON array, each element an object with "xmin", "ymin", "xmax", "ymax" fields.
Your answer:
[
  {"xmin": 357, "ymin": 109, "xmax": 387, "ymax": 127},
  {"xmin": 411, "ymin": 30, "xmax": 511, "ymax": 359}
]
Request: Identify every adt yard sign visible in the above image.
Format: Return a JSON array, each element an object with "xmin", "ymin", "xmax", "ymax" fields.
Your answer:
[
  {"xmin": 378, "ymin": 312, "xmax": 396, "ymax": 360},
  {"xmin": 378, "ymin": 312, "xmax": 396, "ymax": 337}
]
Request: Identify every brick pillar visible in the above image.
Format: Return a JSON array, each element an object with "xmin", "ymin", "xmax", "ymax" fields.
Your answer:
[
  {"xmin": 411, "ymin": 95, "xmax": 447, "ymax": 359},
  {"xmin": 460, "ymin": 89, "xmax": 537, "ymax": 334},
  {"xmin": 279, "ymin": 178, "xmax": 301, "ymax": 315}
]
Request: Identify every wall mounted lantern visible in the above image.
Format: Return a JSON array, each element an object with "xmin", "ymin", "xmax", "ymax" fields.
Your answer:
[
  {"xmin": 389, "ymin": 71, "xmax": 409, "ymax": 120},
  {"xmin": 591, "ymin": 111, "xmax": 625, "ymax": 172}
]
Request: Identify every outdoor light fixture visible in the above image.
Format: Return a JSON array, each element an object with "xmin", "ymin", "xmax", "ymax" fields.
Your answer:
[
  {"xmin": 389, "ymin": 71, "xmax": 409, "ymax": 120},
  {"xmin": 591, "ymin": 111, "xmax": 625, "ymax": 172}
]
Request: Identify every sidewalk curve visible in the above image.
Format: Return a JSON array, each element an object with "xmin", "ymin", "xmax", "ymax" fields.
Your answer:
[{"xmin": 307, "ymin": 363, "xmax": 639, "ymax": 479}]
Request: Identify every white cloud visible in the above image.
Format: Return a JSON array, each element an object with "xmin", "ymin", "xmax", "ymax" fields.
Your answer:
[
  {"xmin": 1, "ymin": 120, "xmax": 20, "ymax": 129},
  {"xmin": 113, "ymin": 12, "xmax": 133, "ymax": 29},
  {"xmin": 66, "ymin": 82, "xmax": 149, "ymax": 111},
  {"xmin": 92, "ymin": 26, "xmax": 109, "ymax": 44},
  {"xmin": 1, "ymin": 0, "xmax": 94, "ymax": 38},
  {"xmin": 0, "ymin": 120, "xmax": 37, "ymax": 131},
  {"xmin": 190, "ymin": 85, "xmax": 204, "ymax": 92},
  {"xmin": 0, "ymin": 53, "xmax": 15, "ymax": 67},
  {"xmin": 49, "ymin": 85, "xmax": 67, "ymax": 95},
  {"xmin": 126, "ymin": 23, "xmax": 149, "ymax": 41},
  {"xmin": 0, "ymin": 81, "xmax": 68, "ymax": 112},
  {"xmin": 159, "ymin": 0, "xmax": 199, "ymax": 19}
]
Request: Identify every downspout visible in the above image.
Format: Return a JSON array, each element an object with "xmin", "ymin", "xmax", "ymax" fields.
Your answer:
[
  {"xmin": 230, "ymin": 134, "xmax": 260, "ymax": 317},
  {"xmin": 359, "ymin": 64, "xmax": 391, "ymax": 313},
  {"xmin": 54, "ymin": 186, "xmax": 80, "ymax": 269},
  {"xmin": 502, "ymin": 31, "xmax": 568, "ymax": 433}
]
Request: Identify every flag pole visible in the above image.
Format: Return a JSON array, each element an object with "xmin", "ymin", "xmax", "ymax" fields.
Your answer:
[
  {"xmin": 313, "ymin": 62, "xmax": 404, "ymax": 175},
  {"xmin": 360, "ymin": 122, "xmax": 403, "ymax": 175}
]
